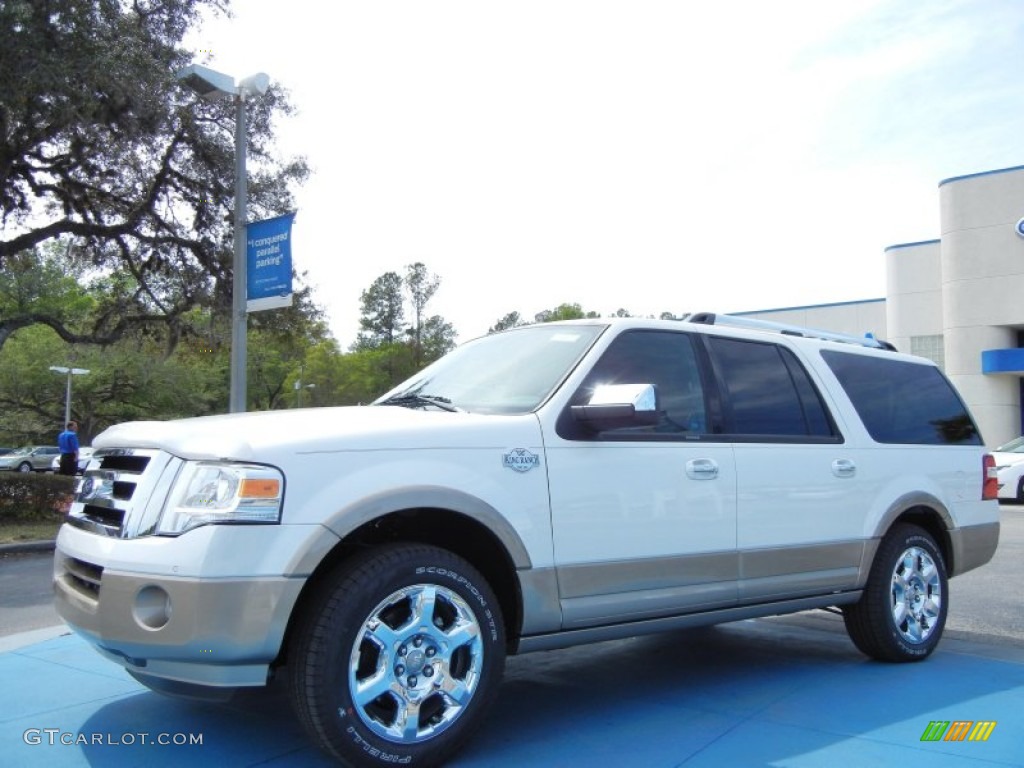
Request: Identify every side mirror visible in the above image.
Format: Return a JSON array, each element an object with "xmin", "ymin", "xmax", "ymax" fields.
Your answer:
[{"xmin": 571, "ymin": 383, "xmax": 659, "ymax": 430}]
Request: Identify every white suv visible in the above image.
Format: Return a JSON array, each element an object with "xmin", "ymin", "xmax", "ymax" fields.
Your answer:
[{"xmin": 54, "ymin": 314, "xmax": 1000, "ymax": 767}]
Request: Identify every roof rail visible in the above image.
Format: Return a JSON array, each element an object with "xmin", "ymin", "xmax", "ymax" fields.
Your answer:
[{"xmin": 687, "ymin": 312, "xmax": 897, "ymax": 351}]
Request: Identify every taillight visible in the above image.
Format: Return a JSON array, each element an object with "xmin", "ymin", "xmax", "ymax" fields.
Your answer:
[{"xmin": 982, "ymin": 454, "xmax": 998, "ymax": 500}]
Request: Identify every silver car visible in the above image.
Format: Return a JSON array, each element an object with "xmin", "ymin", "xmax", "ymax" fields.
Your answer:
[{"xmin": 0, "ymin": 446, "xmax": 60, "ymax": 472}]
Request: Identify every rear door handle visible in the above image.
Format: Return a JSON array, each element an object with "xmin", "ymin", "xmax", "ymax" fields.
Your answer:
[
  {"xmin": 832, "ymin": 458, "xmax": 856, "ymax": 478},
  {"xmin": 686, "ymin": 458, "xmax": 719, "ymax": 480}
]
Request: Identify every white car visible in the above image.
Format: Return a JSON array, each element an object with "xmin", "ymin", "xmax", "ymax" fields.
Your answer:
[
  {"xmin": 54, "ymin": 314, "xmax": 1000, "ymax": 767},
  {"xmin": 992, "ymin": 436, "xmax": 1024, "ymax": 501},
  {"xmin": 50, "ymin": 447, "xmax": 94, "ymax": 475}
]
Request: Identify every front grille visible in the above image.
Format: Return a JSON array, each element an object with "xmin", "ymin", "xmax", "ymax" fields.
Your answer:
[
  {"xmin": 66, "ymin": 449, "xmax": 175, "ymax": 538},
  {"xmin": 71, "ymin": 505, "xmax": 125, "ymax": 534},
  {"xmin": 99, "ymin": 454, "xmax": 151, "ymax": 474}
]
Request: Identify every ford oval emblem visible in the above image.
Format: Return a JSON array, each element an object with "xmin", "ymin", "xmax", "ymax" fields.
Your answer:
[{"xmin": 503, "ymin": 448, "xmax": 540, "ymax": 473}]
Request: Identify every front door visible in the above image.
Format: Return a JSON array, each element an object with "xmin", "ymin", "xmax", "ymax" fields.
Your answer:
[{"xmin": 543, "ymin": 329, "xmax": 739, "ymax": 629}]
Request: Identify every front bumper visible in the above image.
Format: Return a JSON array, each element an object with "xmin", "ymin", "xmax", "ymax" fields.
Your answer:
[{"xmin": 53, "ymin": 524, "xmax": 320, "ymax": 688}]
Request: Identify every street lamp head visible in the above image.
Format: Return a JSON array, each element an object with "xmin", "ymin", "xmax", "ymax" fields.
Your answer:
[
  {"xmin": 239, "ymin": 72, "xmax": 271, "ymax": 97},
  {"xmin": 175, "ymin": 63, "xmax": 236, "ymax": 100}
]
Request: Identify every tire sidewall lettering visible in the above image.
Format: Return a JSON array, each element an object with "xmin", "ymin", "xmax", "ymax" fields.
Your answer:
[
  {"xmin": 415, "ymin": 565, "xmax": 499, "ymax": 641},
  {"xmin": 344, "ymin": 725, "xmax": 413, "ymax": 764}
]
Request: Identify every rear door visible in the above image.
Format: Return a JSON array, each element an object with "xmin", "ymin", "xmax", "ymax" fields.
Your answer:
[{"xmin": 700, "ymin": 336, "xmax": 866, "ymax": 603}]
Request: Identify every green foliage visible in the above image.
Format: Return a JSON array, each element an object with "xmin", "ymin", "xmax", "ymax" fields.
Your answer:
[
  {"xmin": 0, "ymin": 244, "xmax": 93, "ymax": 317},
  {"xmin": 418, "ymin": 315, "xmax": 456, "ymax": 362},
  {"xmin": 0, "ymin": 0, "xmax": 308, "ymax": 352},
  {"xmin": 336, "ymin": 344, "xmax": 416, "ymax": 405},
  {"xmin": 355, "ymin": 272, "xmax": 405, "ymax": 350},
  {"xmin": 534, "ymin": 303, "xmax": 601, "ymax": 323},
  {"xmin": 348, "ymin": 264, "xmax": 456, "ymax": 395},
  {"xmin": 404, "ymin": 262, "xmax": 439, "ymax": 367},
  {"xmin": 0, "ymin": 473, "xmax": 75, "ymax": 521},
  {"xmin": 489, "ymin": 311, "xmax": 526, "ymax": 333},
  {"xmin": 0, "ymin": 244, "xmax": 337, "ymax": 440}
]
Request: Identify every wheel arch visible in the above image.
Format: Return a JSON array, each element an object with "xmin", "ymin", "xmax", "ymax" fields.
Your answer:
[
  {"xmin": 276, "ymin": 489, "xmax": 529, "ymax": 670},
  {"xmin": 871, "ymin": 492, "xmax": 956, "ymax": 574}
]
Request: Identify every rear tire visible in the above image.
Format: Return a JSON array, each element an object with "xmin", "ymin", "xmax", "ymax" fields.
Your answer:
[
  {"xmin": 289, "ymin": 543, "xmax": 505, "ymax": 767},
  {"xmin": 843, "ymin": 523, "xmax": 948, "ymax": 662}
]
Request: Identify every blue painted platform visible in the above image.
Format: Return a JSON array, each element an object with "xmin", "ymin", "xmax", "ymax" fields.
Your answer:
[{"xmin": 2, "ymin": 616, "xmax": 1022, "ymax": 767}]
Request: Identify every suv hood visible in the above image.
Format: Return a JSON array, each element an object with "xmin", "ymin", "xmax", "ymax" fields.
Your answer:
[{"xmin": 93, "ymin": 406, "xmax": 537, "ymax": 463}]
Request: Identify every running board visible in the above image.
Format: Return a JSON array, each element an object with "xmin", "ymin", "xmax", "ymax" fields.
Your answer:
[{"xmin": 514, "ymin": 592, "xmax": 862, "ymax": 654}]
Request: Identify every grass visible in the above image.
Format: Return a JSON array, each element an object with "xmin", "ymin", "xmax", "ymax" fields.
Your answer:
[{"xmin": 0, "ymin": 513, "xmax": 65, "ymax": 544}]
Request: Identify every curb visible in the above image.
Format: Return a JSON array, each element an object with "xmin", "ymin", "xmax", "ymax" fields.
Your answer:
[{"xmin": 0, "ymin": 539, "xmax": 56, "ymax": 554}]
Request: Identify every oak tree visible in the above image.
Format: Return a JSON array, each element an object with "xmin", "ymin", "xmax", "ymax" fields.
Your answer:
[{"xmin": 0, "ymin": 0, "xmax": 308, "ymax": 352}]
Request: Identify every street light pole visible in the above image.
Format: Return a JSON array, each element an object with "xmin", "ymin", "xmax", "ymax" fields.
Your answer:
[
  {"xmin": 293, "ymin": 364, "xmax": 315, "ymax": 408},
  {"xmin": 231, "ymin": 90, "xmax": 248, "ymax": 414},
  {"xmin": 175, "ymin": 64, "xmax": 270, "ymax": 413},
  {"xmin": 49, "ymin": 366, "xmax": 90, "ymax": 425},
  {"xmin": 294, "ymin": 380, "xmax": 315, "ymax": 408}
]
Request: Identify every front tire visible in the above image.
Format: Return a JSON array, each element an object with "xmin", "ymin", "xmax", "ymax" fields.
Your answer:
[
  {"xmin": 289, "ymin": 543, "xmax": 506, "ymax": 767},
  {"xmin": 17, "ymin": 462, "xmax": 32, "ymax": 473},
  {"xmin": 843, "ymin": 523, "xmax": 948, "ymax": 662}
]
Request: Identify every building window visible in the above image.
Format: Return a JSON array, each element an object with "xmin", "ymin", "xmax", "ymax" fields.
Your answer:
[{"xmin": 911, "ymin": 335, "xmax": 945, "ymax": 371}]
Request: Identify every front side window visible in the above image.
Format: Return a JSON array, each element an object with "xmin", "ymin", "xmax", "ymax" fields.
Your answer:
[
  {"xmin": 565, "ymin": 330, "xmax": 708, "ymax": 438},
  {"xmin": 822, "ymin": 350, "xmax": 981, "ymax": 445}
]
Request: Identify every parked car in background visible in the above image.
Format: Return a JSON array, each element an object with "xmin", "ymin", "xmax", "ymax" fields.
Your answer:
[
  {"xmin": 992, "ymin": 436, "xmax": 1024, "ymax": 502},
  {"xmin": 0, "ymin": 447, "xmax": 15, "ymax": 456},
  {"xmin": 0, "ymin": 446, "xmax": 60, "ymax": 472},
  {"xmin": 50, "ymin": 447, "xmax": 94, "ymax": 475}
]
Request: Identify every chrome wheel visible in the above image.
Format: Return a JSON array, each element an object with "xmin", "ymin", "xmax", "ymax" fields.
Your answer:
[
  {"xmin": 890, "ymin": 546, "xmax": 942, "ymax": 644},
  {"xmin": 290, "ymin": 544, "xmax": 505, "ymax": 766},
  {"xmin": 844, "ymin": 523, "xmax": 948, "ymax": 662},
  {"xmin": 348, "ymin": 583, "xmax": 485, "ymax": 744}
]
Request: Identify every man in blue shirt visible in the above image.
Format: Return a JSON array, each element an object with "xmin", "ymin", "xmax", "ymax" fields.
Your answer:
[{"xmin": 57, "ymin": 421, "xmax": 80, "ymax": 476}]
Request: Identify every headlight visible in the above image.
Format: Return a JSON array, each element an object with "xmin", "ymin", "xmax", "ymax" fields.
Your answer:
[{"xmin": 157, "ymin": 462, "xmax": 284, "ymax": 535}]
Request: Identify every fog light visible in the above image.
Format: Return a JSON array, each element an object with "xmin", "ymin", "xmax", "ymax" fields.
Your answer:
[{"xmin": 133, "ymin": 586, "xmax": 172, "ymax": 630}]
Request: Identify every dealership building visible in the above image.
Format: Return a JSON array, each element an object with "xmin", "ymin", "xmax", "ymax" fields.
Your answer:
[{"xmin": 738, "ymin": 164, "xmax": 1024, "ymax": 449}]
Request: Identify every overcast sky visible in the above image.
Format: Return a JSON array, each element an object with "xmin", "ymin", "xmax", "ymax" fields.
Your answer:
[{"xmin": 192, "ymin": 1, "xmax": 1024, "ymax": 347}]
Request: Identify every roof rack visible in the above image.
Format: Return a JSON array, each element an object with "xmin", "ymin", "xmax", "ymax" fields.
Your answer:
[{"xmin": 687, "ymin": 312, "xmax": 897, "ymax": 351}]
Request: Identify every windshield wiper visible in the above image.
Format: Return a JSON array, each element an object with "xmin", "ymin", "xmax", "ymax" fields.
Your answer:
[{"xmin": 377, "ymin": 393, "xmax": 462, "ymax": 412}]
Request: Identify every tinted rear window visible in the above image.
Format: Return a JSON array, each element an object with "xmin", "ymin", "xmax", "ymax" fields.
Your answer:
[
  {"xmin": 822, "ymin": 350, "xmax": 981, "ymax": 445},
  {"xmin": 707, "ymin": 337, "xmax": 836, "ymax": 438}
]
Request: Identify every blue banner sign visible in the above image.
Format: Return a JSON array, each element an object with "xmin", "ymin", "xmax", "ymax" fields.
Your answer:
[{"xmin": 246, "ymin": 212, "xmax": 296, "ymax": 312}]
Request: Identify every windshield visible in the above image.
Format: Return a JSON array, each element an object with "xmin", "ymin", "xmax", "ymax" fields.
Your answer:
[{"xmin": 374, "ymin": 324, "xmax": 606, "ymax": 414}]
